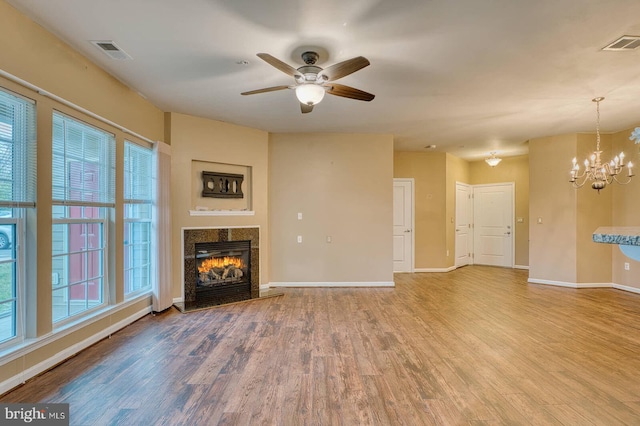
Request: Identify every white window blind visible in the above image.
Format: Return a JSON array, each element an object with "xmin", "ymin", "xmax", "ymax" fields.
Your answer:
[
  {"xmin": 124, "ymin": 141, "xmax": 153, "ymax": 203},
  {"xmin": 0, "ymin": 88, "xmax": 36, "ymax": 208},
  {"xmin": 52, "ymin": 112, "xmax": 115, "ymax": 207}
]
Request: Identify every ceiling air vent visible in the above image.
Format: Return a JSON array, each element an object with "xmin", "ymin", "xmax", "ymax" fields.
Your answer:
[
  {"xmin": 89, "ymin": 40, "xmax": 132, "ymax": 60},
  {"xmin": 602, "ymin": 36, "xmax": 640, "ymax": 51}
]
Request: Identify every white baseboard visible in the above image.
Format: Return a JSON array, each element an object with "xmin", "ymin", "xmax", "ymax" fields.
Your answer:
[
  {"xmin": 0, "ymin": 306, "xmax": 151, "ymax": 396},
  {"xmin": 514, "ymin": 265, "xmax": 530, "ymax": 270},
  {"xmin": 413, "ymin": 266, "xmax": 456, "ymax": 273},
  {"xmin": 613, "ymin": 284, "xmax": 640, "ymax": 295},
  {"xmin": 172, "ymin": 297, "xmax": 183, "ymax": 304},
  {"xmin": 528, "ymin": 278, "xmax": 640, "ymax": 296},
  {"xmin": 528, "ymin": 278, "xmax": 613, "ymax": 289},
  {"xmin": 259, "ymin": 284, "xmax": 270, "ymax": 291},
  {"xmin": 269, "ymin": 281, "xmax": 395, "ymax": 288}
]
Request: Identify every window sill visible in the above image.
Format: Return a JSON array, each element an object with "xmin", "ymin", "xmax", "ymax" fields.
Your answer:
[{"xmin": 0, "ymin": 292, "xmax": 152, "ymax": 366}]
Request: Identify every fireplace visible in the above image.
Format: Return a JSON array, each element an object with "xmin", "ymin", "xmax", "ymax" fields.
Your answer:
[{"xmin": 181, "ymin": 227, "xmax": 261, "ymax": 311}]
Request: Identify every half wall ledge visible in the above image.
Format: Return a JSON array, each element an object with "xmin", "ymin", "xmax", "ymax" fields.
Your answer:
[{"xmin": 593, "ymin": 226, "xmax": 640, "ymax": 261}]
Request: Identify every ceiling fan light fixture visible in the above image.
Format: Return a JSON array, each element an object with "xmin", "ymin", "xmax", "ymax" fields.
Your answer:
[{"xmin": 295, "ymin": 84, "xmax": 325, "ymax": 105}]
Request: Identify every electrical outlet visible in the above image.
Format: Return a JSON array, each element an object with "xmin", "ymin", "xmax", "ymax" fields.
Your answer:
[
  {"xmin": 297, "ymin": 212, "xmax": 302, "ymax": 220},
  {"xmin": 537, "ymin": 217, "xmax": 543, "ymax": 224},
  {"xmin": 625, "ymin": 262, "xmax": 630, "ymax": 271},
  {"xmin": 326, "ymin": 236, "xmax": 332, "ymax": 243},
  {"xmin": 297, "ymin": 235, "xmax": 302, "ymax": 243}
]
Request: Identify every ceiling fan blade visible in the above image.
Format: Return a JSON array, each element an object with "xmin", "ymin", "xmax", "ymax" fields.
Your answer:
[
  {"xmin": 317, "ymin": 56, "xmax": 370, "ymax": 82},
  {"xmin": 241, "ymin": 85, "xmax": 290, "ymax": 96},
  {"xmin": 257, "ymin": 53, "xmax": 302, "ymax": 78},
  {"xmin": 326, "ymin": 83, "xmax": 375, "ymax": 102},
  {"xmin": 300, "ymin": 103, "xmax": 314, "ymax": 114}
]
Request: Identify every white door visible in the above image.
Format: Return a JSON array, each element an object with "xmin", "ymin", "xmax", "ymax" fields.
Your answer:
[
  {"xmin": 455, "ymin": 182, "xmax": 472, "ymax": 267},
  {"xmin": 473, "ymin": 183, "xmax": 514, "ymax": 267},
  {"xmin": 393, "ymin": 179, "xmax": 413, "ymax": 272}
]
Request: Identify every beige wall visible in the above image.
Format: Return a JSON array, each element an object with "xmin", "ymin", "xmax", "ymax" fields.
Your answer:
[
  {"xmin": 575, "ymin": 133, "xmax": 612, "ymax": 283},
  {"xmin": 0, "ymin": 1, "xmax": 164, "ymax": 142},
  {"xmin": 394, "ymin": 152, "xmax": 448, "ymax": 269},
  {"xmin": 529, "ymin": 129, "xmax": 639, "ymax": 286},
  {"xmin": 0, "ymin": 0, "xmax": 163, "ymax": 391},
  {"xmin": 529, "ymin": 134, "xmax": 578, "ymax": 283},
  {"xmin": 167, "ymin": 112, "xmax": 270, "ymax": 295},
  {"xmin": 469, "ymin": 155, "xmax": 530, "ymax": 267},
  {"xmin": 394, "ymin": 151, "xmax": 527, "ymax": 269},
  {"xmin": 612, "ymin": 126, "xmax": 640, "ymax": 289},
  {"xmin": 270, "ymin": 133, "xmax": 394, "ymax": 283}
]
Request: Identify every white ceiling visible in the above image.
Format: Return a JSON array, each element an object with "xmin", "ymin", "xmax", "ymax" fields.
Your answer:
[{"xmin": 7, "ymin": 0, "xmax": 640, "ymax": 160}]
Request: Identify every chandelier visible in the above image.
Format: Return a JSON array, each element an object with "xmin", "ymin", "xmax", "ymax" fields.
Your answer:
[{"xmin": 569, "ymin": 97, "xmax": 634, "ymax": 192}]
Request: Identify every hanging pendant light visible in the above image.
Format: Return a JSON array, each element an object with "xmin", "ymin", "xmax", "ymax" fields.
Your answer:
[
  {"xmin": 569, "ymin": 97, "xmax": 634, "ymax": 192},
  {"xmin": 485, "ymin": 152, "xmax": 502, "ymax": 167}
]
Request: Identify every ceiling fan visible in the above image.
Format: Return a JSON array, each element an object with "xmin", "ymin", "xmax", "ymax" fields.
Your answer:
[{"xmin": 241, "ymin": 51, "xmax": 375, "ymax": 113}]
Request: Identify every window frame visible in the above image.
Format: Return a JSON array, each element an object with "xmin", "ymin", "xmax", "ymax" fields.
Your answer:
[
  {"xmin": 0, "ymin": 215, "xmax": 23, "ymax": 348},
  {"xmin": 51, "ymin": 112, "xmax": 115, "ymax": 325},
  {"xmin": 123, "ymin": 204, "xmax": 152, "ymax": 297},
  {"xmin": 0, "ymin": 87, "xmax": 36, "ymax": 348},
  {"xmin": 123, "ymin": 141, "xmax": 154, "ymax": 298}
]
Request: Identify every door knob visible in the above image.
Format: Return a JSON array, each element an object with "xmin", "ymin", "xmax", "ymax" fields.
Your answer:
[
  {"xmin": 505, "ymin": 231, "xmax": 511, "ymax": 235},
  {"xmin": 404, "ymin": 229, "xmax": 411, "ymax": 233}
]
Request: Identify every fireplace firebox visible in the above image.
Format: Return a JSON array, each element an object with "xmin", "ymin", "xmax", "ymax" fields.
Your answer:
[{"xmin": 193, "ymin": 240, "xmax": 251, "ymax": 306}]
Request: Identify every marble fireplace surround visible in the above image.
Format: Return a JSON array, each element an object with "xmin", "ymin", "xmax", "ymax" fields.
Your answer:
[{"xmin": 179, "ymin": 226, "xmax": 262, "ymax": 311}]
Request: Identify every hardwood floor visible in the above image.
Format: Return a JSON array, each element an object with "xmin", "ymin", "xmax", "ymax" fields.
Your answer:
[{"xmin": 3, "ymin": 266, "xmax": 640, "ymax": 425}]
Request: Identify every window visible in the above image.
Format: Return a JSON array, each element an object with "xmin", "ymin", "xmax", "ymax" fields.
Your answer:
[
  {"xmin": 123, "ymin": 141, "xmax": 153, "ymax": 296},
  {"xmin": 0, "ymin": 88, "xmax": 36, "ymax": 344},
  {"xmin": 52, "ymin": 112, "xmax": 114, "ymax": 323}
]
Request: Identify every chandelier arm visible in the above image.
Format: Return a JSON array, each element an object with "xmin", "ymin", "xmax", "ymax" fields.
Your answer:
[
  {"xmin": 570, "ymin": 176, "xmax": 589, "ymax": 188},
  {"xmin": 612, "ymin": 175, "xmax": 634, "ymax": 185}
]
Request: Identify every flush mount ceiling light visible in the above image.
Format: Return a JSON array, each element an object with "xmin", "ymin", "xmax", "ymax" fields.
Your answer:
[
  {"xmin": 485, "ymin": 152, "xmax": 502, "ymax": 167},
  {"xmin": 570, "ymin": 97, "xmax": 634, "ymax": 192}
]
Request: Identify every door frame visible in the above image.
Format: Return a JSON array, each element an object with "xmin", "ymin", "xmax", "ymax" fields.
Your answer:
[
  {"xmin": 455, "ymin": 181, "xmax": 473, "ymax": 268},
  {"xmin": 393, "ymin": 178, "xmax": 415, "ymax": 273},
  {"xmin": 472, "ymin": 182, "xmax": 515, "ymax": 268}
]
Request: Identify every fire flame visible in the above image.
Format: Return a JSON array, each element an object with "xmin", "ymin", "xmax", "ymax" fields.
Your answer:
[{"xmin": 198, "ymin": 256, "xmax": 244, "ymax": 272}]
